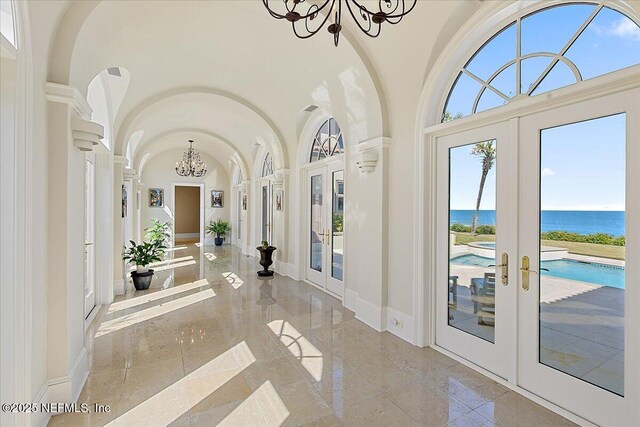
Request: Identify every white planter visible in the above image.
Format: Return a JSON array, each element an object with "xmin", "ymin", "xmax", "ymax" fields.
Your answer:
[{"xmin": 136, "ymin": 265, "xmax": 149, "ymax": 274}]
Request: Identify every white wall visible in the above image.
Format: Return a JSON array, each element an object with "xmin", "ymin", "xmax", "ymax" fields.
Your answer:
[{"xmin": 140, "ymin": 149, "xmax": 230, "ymax": 245}]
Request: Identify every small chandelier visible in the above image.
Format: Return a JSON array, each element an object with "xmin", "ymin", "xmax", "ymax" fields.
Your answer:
[
  {"xmin": 262, "ymin": 0, "xmax": 417, "ymax": 46},
  {"xmin": 175, "ymin": 140, "xmax": 207, "ymax": 177}
]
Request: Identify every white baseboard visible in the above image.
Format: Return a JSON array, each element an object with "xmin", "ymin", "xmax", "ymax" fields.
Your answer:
[
  {"xmin": 352, "ymin": 294, "xmax": 386, "ymax": 332},
  {"xmin": 33, "ymin": 347, "xmax": 88, "ymax": 426},
  {"xmin": 175, "ymin": 233, "xmax": 199, "ymax": 239},
  {"xmin": 274, "ymin": 260, "xmax": 287, "ymax": 276},
  {"xmin": 344, "ymin": 288, "xmax": 358, "ymax": 312},
  {"xmin": 114, "ymin": 278, "xmax": 125, "ymax": 295},
  {"xmin": 386, "ymin": 307, "xmax": 415, "ymax": 344}
]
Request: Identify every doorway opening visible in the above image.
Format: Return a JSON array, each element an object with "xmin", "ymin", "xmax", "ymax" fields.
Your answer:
[{"xmin": 173, "ymin": 184, "xmax": 204, "ymax": 245}]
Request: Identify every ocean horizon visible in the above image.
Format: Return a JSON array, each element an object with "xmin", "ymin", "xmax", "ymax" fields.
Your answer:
[{"xmin": 450, "ymin": 210, "xmax": 625, "ymax": 236}]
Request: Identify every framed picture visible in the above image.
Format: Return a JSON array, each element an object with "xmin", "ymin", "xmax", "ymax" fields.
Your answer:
[
  {"xmin": 149, "ymin": 188, "xmax": 164, "ymax": 207},
  {"xmin": 121, "ymin": 185, "xmax": 127, "ymax": 218},
  {"xmin": 242, "ymin": 194, "xmax": 247, "ymax": 210},
  {"xmin": 211, "ymin": 190, "xmax": 224, "ymax": 208},
  {"xmin": 275, "ymin": 189, "xmax": 283, "ymax": 211}
]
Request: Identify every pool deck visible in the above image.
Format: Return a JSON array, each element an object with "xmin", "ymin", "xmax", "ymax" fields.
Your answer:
[{"xmin": 449, "ymin": 254, "xmax": 624, "ymax": 395}]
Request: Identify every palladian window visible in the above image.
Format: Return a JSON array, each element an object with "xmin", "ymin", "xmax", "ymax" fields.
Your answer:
[
  {"xmin": 443, "ymin": 3, "xmax": 640, "ymax": 121},
  {"xmin": 309, "ymin": 118, "xmax": 344, "ymax": 162}
]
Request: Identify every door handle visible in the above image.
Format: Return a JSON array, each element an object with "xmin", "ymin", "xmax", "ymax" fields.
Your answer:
[
  {"xmin": 326, "ymin": 228, "xmax": 331, "ymax": 246},
  {"xmin": 489, "ymin": 253, "xmax": 508, "ymax": 286},
  {"xmin": 85, "ymin": 242, "xmax": 93, "ymax": 246},
  {"xmin": 520, "ymin": 256, "xmax": 549, "ymax": 291}
]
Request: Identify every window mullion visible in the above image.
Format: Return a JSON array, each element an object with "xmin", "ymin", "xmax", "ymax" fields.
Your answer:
[
  {"xmin": 526, "ymin": 4, "xmax": 602, "ymax": 95},
  {"xmin": 463, "ymin": 69, "xmax": 510, "ymax": 101}
]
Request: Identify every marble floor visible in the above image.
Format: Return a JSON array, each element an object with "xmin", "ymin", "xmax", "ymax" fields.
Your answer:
[{"xmin": 49, "ymin": 244, "xmax": 575, "ymax": 427}]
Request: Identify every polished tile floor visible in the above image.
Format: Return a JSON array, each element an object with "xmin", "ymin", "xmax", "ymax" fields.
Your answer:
[{"xmin": 49, "ymin": 244, "xmax": 575, "ymax": 426}]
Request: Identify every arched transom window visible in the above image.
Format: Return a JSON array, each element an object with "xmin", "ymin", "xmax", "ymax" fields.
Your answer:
[
  {"xmin": 310, "ymin": 118, "xmax": 344, "ymax": 163},
  {"xmin": 443, "ymin": 3, "xmax": 640, "ymax": 122},
  {"xmin": 261, "ymin": 152, "xmax": 273, "ymax": 177}
]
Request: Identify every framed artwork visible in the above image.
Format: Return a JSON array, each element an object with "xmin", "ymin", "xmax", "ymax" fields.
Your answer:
[
  {"xmin": 242, "ymin": 194, "xmax": 247, "ymax": 210},
  {"xmin": 121, "ymin": 185, "xmax": 127, "ymax": 218},
  {"xmin": 149, "ymin": 188, "xmax": 164, "ymax": 207},
  {"xmin": 275, "ymin": 189, "xmax": 283, "ymax": 211},
  {"xmin": 211, "ymin": 190, "xmax": 224, "ymax": 208}
]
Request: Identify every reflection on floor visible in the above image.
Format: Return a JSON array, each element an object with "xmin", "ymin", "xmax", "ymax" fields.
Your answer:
[{"xmin": 49, "ymin": 245, "xmax": 575, "ymax": 426}]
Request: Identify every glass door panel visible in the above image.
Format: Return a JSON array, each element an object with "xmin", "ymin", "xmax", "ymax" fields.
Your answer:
[
  {"xmin": 331, "ymin": 170, "xmax": 344, "ymax": 281},
  {"xmin": 539, "ymin": 114, "xmax": 625, "ymax": 396},
  {"xmin": 261, "ymin": 183, "xmax": 271, "ymax": 243},
  {"xmin": 436, "ymin": 121, "xmax": 515, "ymax": 379},
  {"xmin": 448, "ymin": 141, "xmax": 497, "ymax": 343},
  {"xmin": 308, "ymin": 173, "xmax": 325, "ymax": 285},
  {"xmin": 84, "ymin": 157, "xmax": 96, "ymax": 318},
  {"xmin": 518, "ymin": 88, "xmax": 639, "ymax": 426}
]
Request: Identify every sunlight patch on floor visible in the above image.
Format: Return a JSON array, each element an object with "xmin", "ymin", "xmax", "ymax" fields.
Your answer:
[
  {"xmin": 153, "ymin": 259, "xmax": 197, "ymax": 272},
  {"xmin": 163, "ymin": 246, "xmax": 187, "ymax": 252},
  {"xmin": 205, "ymin": 252, "xmax": 217, "ymax": 261},
  {"xmin": 268, "ymin": 320, "xmax": 323, "ymax": 381},
  {"xmin": 95, "ymin": 289, "xmax": 215, "ymax": 337},
  {"xmin": 222, "ymin": 272, "xmax": 244, "ymax": 289},
  {"xmin": 104, "ymin": 341, "xmax": 256, "ymax": 427},
  {"xmin": 218, "ymin": 380, "xmax": 289, "ymax": 427},
  {"xmin": 107, "ymin": 279, "xmax": 209, "ymax": 314}
]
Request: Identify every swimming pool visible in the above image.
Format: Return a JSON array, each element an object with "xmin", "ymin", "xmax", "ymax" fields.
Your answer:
[{"xmin": 451, "ymin": 254, "xmax": 625, "ymax": 289}]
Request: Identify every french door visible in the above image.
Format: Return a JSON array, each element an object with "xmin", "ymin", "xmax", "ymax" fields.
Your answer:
[
  {"xmin": 84, "ymin": 156, "xmax": 96, "ymax": 318},
  {"xmin": 306, "ymin": 162, "xmax": 344, "ymax": 297},
  {"xmin": 436, "ymin": 88, "xmax": 639, "ymax": 425},
  {"xmin": 261, "ymin": 181, "xmax": 272, "ymax": 244},
  {"xmin": 436, "ymin": 121, "xmax": 517, "ymax": 379}
]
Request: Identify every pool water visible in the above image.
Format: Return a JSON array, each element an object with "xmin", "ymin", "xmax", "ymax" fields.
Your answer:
[
  {"xmin": 474, "ymin": 242, "xmax": 496, "ymax": 248},
  {"xmin": 451, "ymin": 254, "xmax": 625, "ymax": 289}
]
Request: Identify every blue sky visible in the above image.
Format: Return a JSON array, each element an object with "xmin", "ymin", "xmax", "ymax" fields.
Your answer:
[{"xmin": 446, "ymin": 4, "xmax": 636, "ymax": 211}]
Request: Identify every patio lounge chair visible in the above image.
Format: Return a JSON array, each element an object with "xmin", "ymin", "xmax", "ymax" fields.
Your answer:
[{"xmin": 470, "ymin": 272, "xmax": 495, "ymax": 326}]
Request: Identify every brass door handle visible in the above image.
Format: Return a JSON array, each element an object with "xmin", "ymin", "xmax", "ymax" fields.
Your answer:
[
  {"xmin": 489, "ymin": 253, "xmax": 509, "ymax": 285},
  {"xmin": 520, "ymin": 256, "xmax": 549, "ymax": 290},
  {"xmin": 326, "ymin": 228, "xmax": 331, "ymax": 246}
]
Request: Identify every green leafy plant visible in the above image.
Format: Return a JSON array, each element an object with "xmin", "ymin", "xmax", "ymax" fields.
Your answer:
[
  {"xmin": 475, "ymin": 225, "xmax": 496, "ymax": 235},
  {"xmin": 206, "ymin": 219, "xmax": 231, "ymax": 238},
  {"xmin": 144, "ymin": 218, "xmax": 171, "ymax": 245},
  {"xmin": 541, "ymin": 231, "xmax": 625, "ymax": 246},
  {"xmin": 261, "ymin": 240, "xmax": 269, "ymax": 248},
  {"xmin": 122, "ymin": 240, "xmax": 165, "ymax": 268},
  {"xmin": 333, "ymin": 213, "xmax": 344, "ymax": 233},
  {"xmin": 450, "ymin": 223, "xmax": 472, "ymax": 233}
]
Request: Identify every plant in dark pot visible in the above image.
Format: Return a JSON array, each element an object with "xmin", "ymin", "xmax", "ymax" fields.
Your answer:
[
  {"xmin": 122, "ymin": 240, "xmax": 165, "ymax": 290},
  {"xmin": 144, "ymin": 218, "xmax": 172, "ymax": 252},
  {"xmin": 206, "ymin": 219, "xmax": 231, "ymax": 246},
  {"xmin": 256, "ymin": 240, "xmax": 276, "ymax": 277}
]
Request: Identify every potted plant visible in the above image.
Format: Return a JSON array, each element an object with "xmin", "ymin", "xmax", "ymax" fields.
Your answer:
[
  {"xmin": 206, "ymin": 219, "xmax": 231, "ymax": 246},
  {"xmin": 145, "ymin": 218, "xmax": 172, "ymax": 246},
  {"xmin": 256, "ymin": 240, "xmax": 276, "ymax": 277},
  {"xmin": 122, "ymin": 240, "xmax": 165, "ymax": 290}
]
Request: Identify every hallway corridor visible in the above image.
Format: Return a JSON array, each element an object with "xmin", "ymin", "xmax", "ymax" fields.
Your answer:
[{"xmin": 49, "ymin": 245, "xmax": 574, "ymax": 427}]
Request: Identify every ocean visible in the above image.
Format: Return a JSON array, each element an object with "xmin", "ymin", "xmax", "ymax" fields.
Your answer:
[{"xmin": 449, "ymin": 210, "xmax": 625, "ymax": 236}]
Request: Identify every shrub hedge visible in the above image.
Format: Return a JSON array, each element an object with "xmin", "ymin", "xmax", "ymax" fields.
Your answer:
[{"xmin": 449, "ymin": 225, "xmax": 625, "ymax": 246}]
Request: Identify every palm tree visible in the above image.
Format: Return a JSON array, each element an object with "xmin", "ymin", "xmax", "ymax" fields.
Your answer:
[{"xmin": 471, "ymin": 141, "xmax": 496, "ymax": 233}]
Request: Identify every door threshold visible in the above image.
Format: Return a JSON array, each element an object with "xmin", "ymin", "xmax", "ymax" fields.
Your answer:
[
  {"xmin": 429, "ymin": 344, "xmax": 595, "ymax": 427},
  {"xmin": 84, "ymin": 305, "xmax": 101, "ymax": 331},
  {"xmin": 303, "ymin": 279, "xmax": 343, "ymax": 301}
]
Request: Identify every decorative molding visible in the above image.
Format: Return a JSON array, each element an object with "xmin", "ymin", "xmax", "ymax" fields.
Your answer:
[
  {"xmin": 45, "ymin": 82, "xmax": 92, "ymax": 119},
  {"xmin": 354, "ymin": 150, "xmax": 379, "ymax": 173},
  {"xmin": 71, "ymin": 118, "xmax": 104, "ymax": 152},
  {"xmin": 358, "ymin": 136, "xmax": 392, "ymax": 151},
  {"xmin": 113, "ymin": 155, "xmax": 127, "ymax": 165},
  {"xmin": 353, "ymin": 137, "xmax": 391, "ymax": 173},
  {"xmin": 122, "ymin": 167, "xmax": 137, "ymax": 181}
]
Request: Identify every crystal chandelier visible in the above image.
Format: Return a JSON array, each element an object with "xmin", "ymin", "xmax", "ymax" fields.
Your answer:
[
  {"xmin": 175, "ymin": 140, "xmax": 207, "ymax": 177},
  {"xmin": 262, "ymin": 0, "xmax": 417, "ymax": 46}
]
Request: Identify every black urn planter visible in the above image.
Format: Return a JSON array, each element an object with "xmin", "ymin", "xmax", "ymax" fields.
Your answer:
[
  {"xmin": 131, "ymin": 269, "xmax": 154, "ymax": 290},
  {"xmin": 214, "ymin": 237, "xmax": 224, "ymax": 246},
  {"xmin": 256, "ymin": 246, "xmax": 276, "ymax": 277}
]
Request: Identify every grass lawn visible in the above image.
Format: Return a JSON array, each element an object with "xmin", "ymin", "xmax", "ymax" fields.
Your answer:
[{"xmin": 452, "ymin": 232, "xmax": 625, "ymax": 260}]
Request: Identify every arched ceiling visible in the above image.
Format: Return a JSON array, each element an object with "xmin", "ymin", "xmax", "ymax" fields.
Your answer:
[{"xmin": 62, "ymin": 0, "xmax": 395, "ymax": 174}]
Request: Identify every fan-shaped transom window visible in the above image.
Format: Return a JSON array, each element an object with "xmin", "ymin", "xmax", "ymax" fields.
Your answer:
[
  {"xmin": 442, "ymin": 3, "xmax": 640, "ymax": 122},
  {"xmin": 261, "ymin": 152, "xmax": 273, "ymax": 177},
  {"xmin": 310, "ymin": 118, "xmax": 345, "ymax": 163}
]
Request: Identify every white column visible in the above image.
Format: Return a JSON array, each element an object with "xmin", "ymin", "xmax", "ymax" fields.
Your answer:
[
  {"xmin": 94, "ymin": 144, "xmax": 114, "ymax": 305},
  {"xmin": 272, "ymin": 169, "xmax": 289, "ymax": 274},
  {"xmin": 45, "ymin": 83, "xmax": 103, "ymax": 403},
  {"xmin": 344, "ymin": 137, "xmax": 392, "ymax": 331}
]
